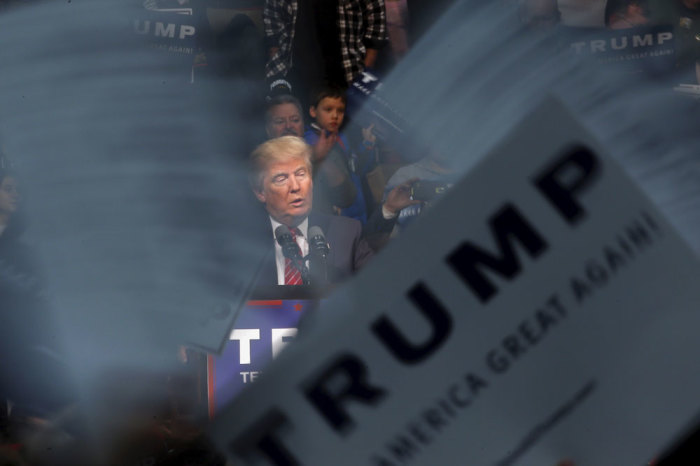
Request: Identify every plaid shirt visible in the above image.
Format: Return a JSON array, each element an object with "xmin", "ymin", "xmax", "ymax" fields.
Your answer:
[{"xmin": 264, "ymin": 0, "xmax": 387, "ymax": 85}]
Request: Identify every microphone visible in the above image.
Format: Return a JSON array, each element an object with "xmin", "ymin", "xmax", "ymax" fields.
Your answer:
[
  {"xmin": 275, "ymin": 225, "xmax": 309, "ymax": 284},
  {"xmin": 308, "ymin": 226, "xmax": 329, "ymax": 286},
  {"xmin": 275, "ymin": 225, "xmax": 303, "ymax": 261},
  {"xmin": 308, "ymin": 226, "xmax": 330, "ymax": 258}
]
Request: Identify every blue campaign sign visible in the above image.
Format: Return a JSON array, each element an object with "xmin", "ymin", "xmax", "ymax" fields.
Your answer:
[
  {"xmin": 566, "ymin": 25, "xmax": 676, "ymax": 76},
  {"xmin": 207, "ymin": 299, "xmax": 317, "ymax": 417},
  {"xmin": 347, "ymin": 71, "xmax": 410, "ymax": 147},
  {"xmin": 133, "ymin": 8, "xmax": 201, "ymax": 55}
]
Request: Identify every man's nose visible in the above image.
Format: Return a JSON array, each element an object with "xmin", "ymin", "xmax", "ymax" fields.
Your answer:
[{"xmin": 289, "ymin": 176, "xmax": 300, "ymax": 191}]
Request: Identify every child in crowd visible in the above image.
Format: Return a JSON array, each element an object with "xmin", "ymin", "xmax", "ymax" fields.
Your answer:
[{"xmin": 304, "ymin": 85, "xmax": 378, "ymax": 225}]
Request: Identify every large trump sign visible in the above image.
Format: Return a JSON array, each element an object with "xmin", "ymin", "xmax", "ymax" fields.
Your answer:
[{"xmin": 210, "ymin": 99, "xmax": 700, "ymax": 465}]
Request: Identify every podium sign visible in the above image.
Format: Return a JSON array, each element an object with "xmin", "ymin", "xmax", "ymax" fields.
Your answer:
[
  {"xmin": 211, "ymin": 99, "xmax": 700, "ymax": 465},
  {"xmin": 207, "ymin": 300, "xmax": 317, "ymax": 417}
]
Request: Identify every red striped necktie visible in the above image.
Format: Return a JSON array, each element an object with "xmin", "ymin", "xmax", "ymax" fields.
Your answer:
[{"xmin": 284, "ymin": 227, "xmax": 304, "ymax": 285}]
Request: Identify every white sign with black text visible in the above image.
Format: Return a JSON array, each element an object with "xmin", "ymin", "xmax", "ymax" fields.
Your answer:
[{"xmin": 211, "ymin": 98, "xmax": 700, "ymax": 466}]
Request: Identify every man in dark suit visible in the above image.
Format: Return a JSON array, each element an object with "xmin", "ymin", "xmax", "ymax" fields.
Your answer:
[{"xmin": 250, "ymin": 135, "xmax": 374, "ymax": 287}]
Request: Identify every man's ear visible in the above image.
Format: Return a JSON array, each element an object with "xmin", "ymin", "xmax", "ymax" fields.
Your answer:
[
  {"xmin": 253, "ymin": 187, "xmax": 266, "ymax": 203},
  {"xmin": 309, "ymin": 105, "xmax": 317, "ymax": 119}
]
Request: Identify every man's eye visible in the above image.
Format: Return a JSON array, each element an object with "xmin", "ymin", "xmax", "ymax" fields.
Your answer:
[{"xmin": 273, "ymin": 175, "xmax": 287, "ymax": 184}]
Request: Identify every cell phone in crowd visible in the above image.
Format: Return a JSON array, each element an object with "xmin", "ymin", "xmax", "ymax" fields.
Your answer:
[
  {"xmin": 410, "ymin": 180, "xmax": 451, "ymax": 201},
  {"xmin": 310, "ymin": 122, "xmax": 323, "ymax": 135}
]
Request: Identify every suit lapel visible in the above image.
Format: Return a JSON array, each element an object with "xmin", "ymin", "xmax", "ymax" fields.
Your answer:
[{"xmin": 308, "ymin": 212, "xmax": 331, "ymax": 237}]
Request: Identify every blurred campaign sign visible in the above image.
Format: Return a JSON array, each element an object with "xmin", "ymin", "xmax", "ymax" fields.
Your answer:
[
  {"xmin": 133, "ymin": 9, "xmax": 198, "ymax": 55},
  {"xmin": 346, "ymin": 70, "xmax": 409, "ymax": 147},
  {"xmin": 0, "ymin": 0, "xmax": 269, "ymax": 364},
  {"xmin": 565, "ymin": 25, "xmax": 676, "ymax": 76},
  {"xmin": 207, "ymin": 299, "xmax": 318, "ymax": 418},
  {"xmin": 210, "ymin": 98, "xmax": 700, "ymax": 465}
]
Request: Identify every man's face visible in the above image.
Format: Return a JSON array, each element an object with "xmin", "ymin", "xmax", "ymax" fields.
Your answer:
[
  {"xmin": 266, "ymin": 103, "xmax": 304, "ymax": 138},
  {"xmin": 0, "ymin": 176, "xmax": 19, "ymax": 216},
  {"xmin": 254, "ymin": 156, "xmax": 312, "ymax": 226},
  {"xmin": 309, "ymin": 97, "xmax": 345, "ymax": 133}
]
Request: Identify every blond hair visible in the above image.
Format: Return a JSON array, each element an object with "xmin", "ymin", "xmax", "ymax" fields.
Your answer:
[{"xmin": 249, "ymin": 136, "xmax": 313, "ymax": 191}]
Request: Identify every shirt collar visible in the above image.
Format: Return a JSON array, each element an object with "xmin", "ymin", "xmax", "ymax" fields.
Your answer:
[{"xmin": 269, "ymin": 216, "xmax": 308, "ymax": 239}]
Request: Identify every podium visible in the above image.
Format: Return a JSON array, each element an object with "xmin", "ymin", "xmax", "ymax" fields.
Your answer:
[{"xmin": 206, "ymin": 286, "xmax": 329, "ymax": 418}]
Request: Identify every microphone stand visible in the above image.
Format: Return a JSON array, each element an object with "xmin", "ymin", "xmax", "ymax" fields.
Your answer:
[
  {"xmin": 307, "ymin": 227, "xmax": 330, "ymax": 287},
  {"xmin": 297, "ymin": 257, "xmax": 311, "ymax": 285}
]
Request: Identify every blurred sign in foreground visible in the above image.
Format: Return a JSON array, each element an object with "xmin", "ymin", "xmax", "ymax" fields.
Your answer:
[{"xmin": 211, "ymin": 98, "xmax": 700, "ymax": 465}]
